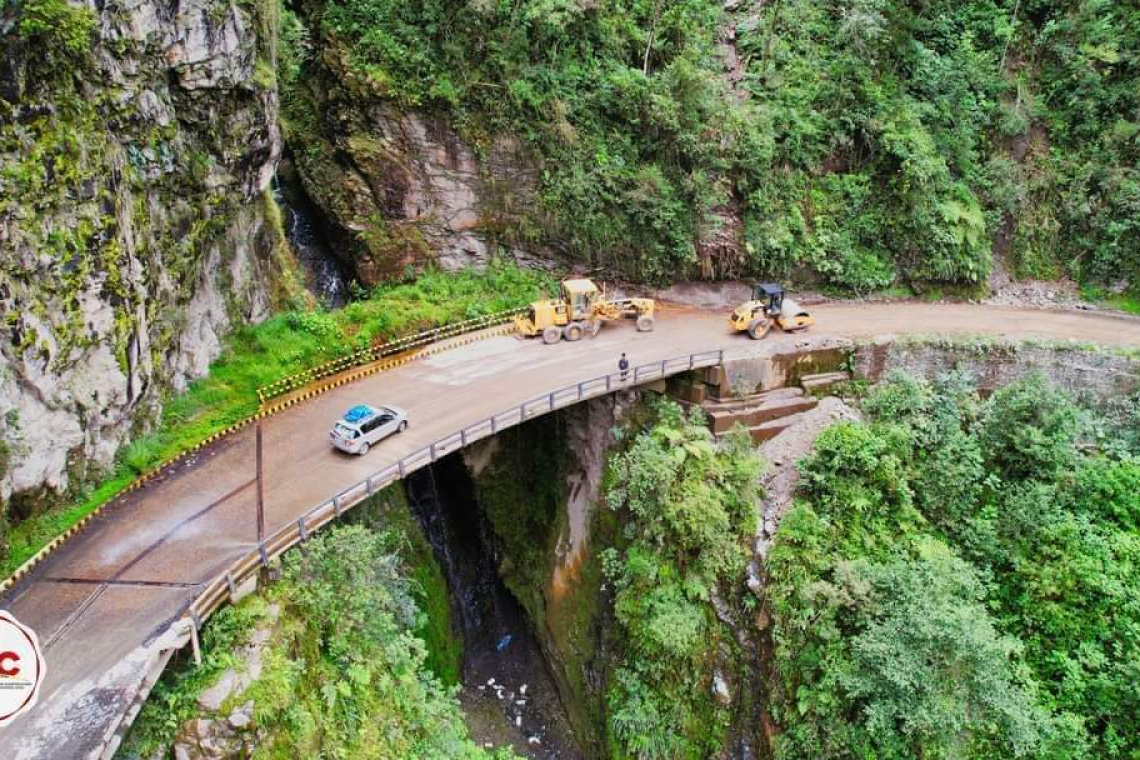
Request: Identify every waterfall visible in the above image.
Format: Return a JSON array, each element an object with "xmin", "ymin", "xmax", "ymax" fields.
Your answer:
[{"xmin": 273, "ymin": 165, "xmax": 354, "ymax": 309}]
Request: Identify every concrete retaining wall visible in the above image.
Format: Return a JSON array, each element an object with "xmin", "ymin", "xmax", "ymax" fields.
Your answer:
[
  {"xmin": 708, "ymin": 340, "xmax": 851, "ymax": 397},
  {"xmin": 707, "ymin": 335, "xmax": 1140, "ymax": 404},
  {"xmin": 853, "ymin": 337, "xmax": 1140, "ymax": 402}
]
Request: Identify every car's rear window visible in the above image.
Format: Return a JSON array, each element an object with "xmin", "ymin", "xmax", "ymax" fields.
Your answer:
[{"xmin": 334, "ymin": 422, "xmax": 359, "ymax": 439}]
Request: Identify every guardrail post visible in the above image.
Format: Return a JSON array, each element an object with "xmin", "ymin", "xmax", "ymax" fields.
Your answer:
[
  {"xmin": 490, "ymin": 416, "xmax": 497, "ymax": 434},
  {"xmin": 398, "ymin": 459, "xmax": 405, "ymax": 479},
  {"xmin": 718, "ymin": 349, "xmax": 724, "ymax": 364},
  {"xmin": 333, "ymin": 495, "xmax": 342, "ymax": 517},
  {"xmin": 661, "ymin": 359, "xmax": 666, "ymax": 376},
  {"xmin": 606, "ymin": 374, "xmax": 612, "ymax": 392},
  {"xmin": 258, "ymin": 542, "xmax": 268, "ymax": 566},
  {"xmin": 519, "ymin": 403, "xmax": 526, "ymax": 421},
  {"xmin": 430, "ymin": 443, "xmax": 437, "ymax": 461},
  {"xmin": 689, "ymin": 354, "xmax": 694, "ymax": 370},
  {"xmin": 255, "ymin": 423, "xmax": 265, "ymax": 543},
  {"xmin": 460, "ymin": 429, "xmax": 467, "ymax": 446},
  {"xmin": 549, "ymin": 392, "xmax": 556, "ymax": 409},
  {"xmin": 190, "ymin": 612, "xmax": 202, "ymax": 666},
  {"xmin": 226, "ymin": 573, "xmax": 237, "ymax": 598},
  {"xmin": 298, "ymin": 518, "xmax": 308, "ymax": 541},
  {"xmin": 578, "ymin": 382, "xmax": 584, "ymax": 400}
]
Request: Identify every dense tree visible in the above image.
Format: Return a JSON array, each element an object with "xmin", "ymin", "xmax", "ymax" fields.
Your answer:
[
  {"xmin": 770, "ymin": 373, "xmax": 1140, "ymax": 759},
  {"xmin": 602, "ymin": 399, "xmax": 763, "ymax": 757},
  {"xmin": 284, "ymin": 0, "xmax": 1139, "ymax": 292},
  {"xmin": 977, "ymin": 374, "xmax": 1082, "ymax": 482}
]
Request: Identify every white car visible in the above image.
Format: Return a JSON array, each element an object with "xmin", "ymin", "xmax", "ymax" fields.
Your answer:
[{"xmin": 330, "ymin": 404, "xmax": 408, "ymax": 455}]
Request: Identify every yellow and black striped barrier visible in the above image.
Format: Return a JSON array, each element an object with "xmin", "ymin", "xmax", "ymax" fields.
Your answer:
[
  {"xmin": 0, "ymin": 321, "xmax": 519, "ymax": 594},
  {"xmin": 256, "ymin": 308, "xmax": 526, "ymax": 405}
]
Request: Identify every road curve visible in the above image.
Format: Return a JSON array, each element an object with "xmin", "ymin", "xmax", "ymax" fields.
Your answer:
[{"xmin": 2, "ymin": 303, "xmax": 1139, "ymax": 758}]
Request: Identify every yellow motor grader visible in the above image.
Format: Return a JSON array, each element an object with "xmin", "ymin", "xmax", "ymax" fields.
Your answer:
[
  {"xmin": 729, "ymin": 283, "xmax": 814, "ymax": 339},
  {"xmin": 515, "ymin": 278, "xmax": 656, "ymax": 344}
]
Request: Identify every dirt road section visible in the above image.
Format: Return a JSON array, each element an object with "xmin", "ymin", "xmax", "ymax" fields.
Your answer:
[{"xmin": 1, "ymin": 304, "xmax": 1138, "ymax": 758}]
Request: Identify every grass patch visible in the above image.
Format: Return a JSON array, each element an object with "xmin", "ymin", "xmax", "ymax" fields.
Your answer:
[
  {"xmin": 1082, "ymin": 285, "xmax": 1140, "ymax": 316},
  {"xmin": 2, "ymin": 262, "xmax": 556, "ymax": 579},
  {"xmin": 4, "ymin": 471, "xmax": 136, "ymax": 572}
]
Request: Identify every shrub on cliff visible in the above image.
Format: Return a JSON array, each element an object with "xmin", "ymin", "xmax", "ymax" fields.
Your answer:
[
  {"xmin": 123, "ymin": 523, "xmax": 515, "ymax": 758},
  {"xmin": 770, "ymin": 372, "xmax": 1140, "ymax": 759},
  {"xmin": 16, "ymin": 0, "xmax": 95, "ymax": 61},
  {"xmin": 602, "ymin": 398, "xmax": 763, "ymax": 757}
]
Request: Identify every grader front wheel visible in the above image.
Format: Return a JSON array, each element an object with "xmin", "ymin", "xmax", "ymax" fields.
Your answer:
[
  {"xmin": 565, "ymin": 322, "xmax": 584, "ymax": 341},
  {"xmin": 542, "ymin": 326, "xmax": 563, "ymax": 344},
  {"xmin": 636, "ymin": 315, "xmax": 655, "ymax": 332}
]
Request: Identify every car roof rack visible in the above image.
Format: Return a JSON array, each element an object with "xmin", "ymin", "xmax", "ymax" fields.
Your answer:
[{"xmin": 343, "ymin": 405, "xmax": 374, "ymax": 423}]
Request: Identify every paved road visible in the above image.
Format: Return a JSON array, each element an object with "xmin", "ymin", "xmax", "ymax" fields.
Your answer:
[{"xmin": 2, "ymin": 303, "xmax": 1139, "ymax": 758}]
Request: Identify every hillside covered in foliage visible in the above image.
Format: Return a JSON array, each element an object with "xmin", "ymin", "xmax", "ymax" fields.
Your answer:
[
  {"xmin": 769, "ymin": 373, "xmax": 1140, "ymax": 759},
  {"xmin": 282, "ymin": 0, "xmax": 1139, "ymax": 291}
]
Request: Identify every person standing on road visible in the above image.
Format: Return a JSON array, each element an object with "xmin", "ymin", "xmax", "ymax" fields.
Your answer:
[{"xmin": 619, "ymin": 352, "xmax": 629, "ymax": 382}]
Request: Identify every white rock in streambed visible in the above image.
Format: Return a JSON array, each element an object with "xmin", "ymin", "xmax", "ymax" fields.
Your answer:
[{"xmin": 712, "ymin": 672, "xmax": 733, "ymax": 706}]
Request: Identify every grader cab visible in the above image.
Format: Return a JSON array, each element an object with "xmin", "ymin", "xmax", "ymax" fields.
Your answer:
[
  {"xmin": 729, "ymin": 283, "xmax": 814, "ymax": 340},
  {"xmin": 515, "ymin": 278, "xmax": 656, "ymax": 344}
]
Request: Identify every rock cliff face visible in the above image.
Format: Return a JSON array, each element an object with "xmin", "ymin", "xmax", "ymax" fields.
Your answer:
[
  {"xmin": 461, "ymin": 395, "xmax": 634, "ymax": 753},
  {"xmin": 284, "ymin": 37, "xmax": 550, "ymax": 286},
  {"xmin": 0, "ymin": 0, "xmax": 287, "ymax": 521}
]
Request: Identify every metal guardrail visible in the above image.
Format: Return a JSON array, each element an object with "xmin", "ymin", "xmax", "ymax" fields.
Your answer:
[
  {"xmin": 0, "ymin": 316, "xmax": 524, "ymax": 598},
  {"xmin": 256, "ymin": 307, "xmax": 528, "ymax": 404},
  {"xmin": 185, "ymin": 348, "xmax": 725, "ymax": 626}
]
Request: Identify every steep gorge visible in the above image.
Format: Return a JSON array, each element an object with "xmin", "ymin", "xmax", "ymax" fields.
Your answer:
[
  {"xmin": 115, "ymin": 341, "xmax": 1140, "ymax": 759},
  {"xmin": 431, "ymin": 392, "xmax": 769, "ymax": 758}
]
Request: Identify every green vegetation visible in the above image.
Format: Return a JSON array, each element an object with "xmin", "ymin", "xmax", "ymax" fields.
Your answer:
[
  {"xmin": 1, "ymin": 263, "xmax": 555, "ymax": 577},
  {"xmin": 15, "ymin": 0, "xmax": 96, "ymax": 61},
  {"xmin": 120, "ymin": 596, "xmax": 268, "ymax": 757},
  {"xmin": 601, "ymin": 398, "xmax": 763, "ymax": 757},
  {"xmin": 123, "ymin": 523, "xmax": 513, "ymax": 758},
  {"xmin": 769, "ymin": 372, "xmax": 1140, "ymax": 759},
  {"xmin": 378, "ymin": 489, "xmax": 463, "ymax": 686},
  {"xmin": 284, "ymin": 0, "xmax": 1138, "ymax": 292},
  {"xmin": 1082, "ymin": 285, "xmax": 1140, "ymax": 316},
  {"xmin": 474, "ymin": 414, "xmax": 568, "ymax": 617}
]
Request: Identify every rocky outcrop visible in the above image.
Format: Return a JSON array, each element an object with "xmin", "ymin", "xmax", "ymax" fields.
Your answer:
[
  {"xmin": 173, "ymin": 705, "xmax": 258, "ymax": 760},
  {"xmin": 0, "ymin": 0, "xmax": 289, "ymax": 526},
  {"xmin": 283, "ymin": 38, "xmax": 551, "ymax": 286},
  {"xmin": 170, "ymin": 604, "xmax": 279, "ymax": 760},
  {"xmin": 462, "ymin": 395, "xmax": 634, "ymax": 753}
]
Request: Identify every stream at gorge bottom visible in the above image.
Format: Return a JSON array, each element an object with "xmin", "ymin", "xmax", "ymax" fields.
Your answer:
[{"xmin": 405, "ymin": 456, "xmax": 581, "ymax": 759}]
